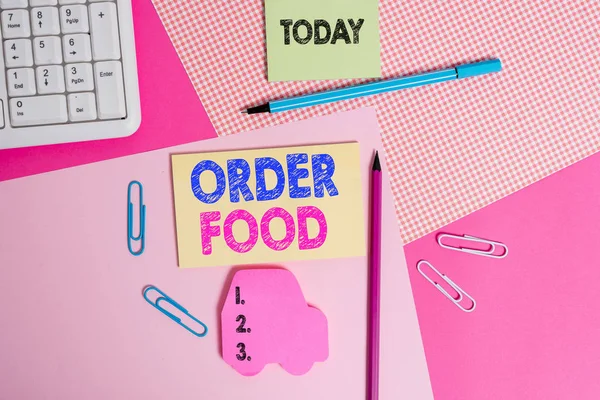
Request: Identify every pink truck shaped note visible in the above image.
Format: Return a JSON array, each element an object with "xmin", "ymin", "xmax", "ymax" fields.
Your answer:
[{"xmin": 221, "ymin": 268, "xmax": 328, "ymax": 376}]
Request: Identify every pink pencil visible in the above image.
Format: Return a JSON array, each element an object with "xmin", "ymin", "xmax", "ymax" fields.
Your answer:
[{"xmin": 367, "ymin": 151, "xmax": 382, "ymax": 400}]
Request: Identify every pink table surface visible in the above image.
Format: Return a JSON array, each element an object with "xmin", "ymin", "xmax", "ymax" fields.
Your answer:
[
  {"xmin": 404, "ymin": 149, "xmax": 600, "ymax": 400},
  {"xmin": 0, "ymin": 0, "xmax": 216, "ymax": 181},
  {"xmin": 0, "ymin": 109, "xmax": 432, "ymax": 400}
]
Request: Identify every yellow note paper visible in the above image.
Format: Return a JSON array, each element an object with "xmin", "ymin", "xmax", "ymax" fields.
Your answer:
[{"xmin": 171, "ymin": 143, "xmax": 365, "ymax": 268}]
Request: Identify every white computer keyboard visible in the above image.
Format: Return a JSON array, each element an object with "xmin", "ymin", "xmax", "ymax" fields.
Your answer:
[{"xmin": 0, "ymin": 0, "xmax": 140, "ymax": 150}]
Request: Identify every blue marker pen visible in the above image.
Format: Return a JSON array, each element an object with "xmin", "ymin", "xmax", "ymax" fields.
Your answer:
[{"xmin": 243, "ymin": 59, "xmax": 501, "ymax": 114}]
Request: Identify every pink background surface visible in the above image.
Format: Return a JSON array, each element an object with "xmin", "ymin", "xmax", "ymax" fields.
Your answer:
[
  {"xmin": 0, "ymin": 109, "xmax": 432, "ymax": 400},
  {"xmin": 152, "ymin": 0, "xmax": 600, "ymax": 243},
  {"xmin": 0, "ymin": 0, "xmax": 216, "ymax": 182},
  {"xmin": 404, "ymin": 149, "xmax": 600, "ymax": 399}
]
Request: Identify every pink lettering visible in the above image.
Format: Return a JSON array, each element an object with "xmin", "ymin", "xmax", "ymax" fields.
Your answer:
[
  {"xmin": 200, "ymin": 211, "xmax": 221, "ymax": 255},
  {"xmin": 223, "ymin": 209, "xmax": 259, "ymax": 253},
  {"xmin": 297, "ymin": 206, "xmax": 328, "ymax": 250},
  {"xmin": 260, "ymin": 207, "xmax": 295, "ymax": 251}
]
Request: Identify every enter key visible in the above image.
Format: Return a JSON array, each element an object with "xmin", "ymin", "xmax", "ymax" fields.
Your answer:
[{"xmin": 94, "ymin": 60, "xmax": 126, "ymax": 120}]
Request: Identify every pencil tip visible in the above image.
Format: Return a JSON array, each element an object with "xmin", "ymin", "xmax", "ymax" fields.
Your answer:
[
  {"xmin": 372, "ymin": 151, "xmax": 381, "ymax": 171},
  {"xmin": 241, "ymin": 110, "xmax": 248, "ymax": 114}
]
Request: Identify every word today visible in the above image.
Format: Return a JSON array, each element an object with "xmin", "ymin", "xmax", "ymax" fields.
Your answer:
[{"xmin": 280, "ymin": 18, "xmax": 365, "ymax": 45}]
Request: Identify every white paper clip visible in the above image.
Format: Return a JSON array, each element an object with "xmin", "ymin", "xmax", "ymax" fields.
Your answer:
[
  {"xmin": 417, "ymin": 260, "xmax": 476, "ymax": 312},
  {"xmin": 437, "ymin": 233, "xmax": 508, "ymax": 259}
]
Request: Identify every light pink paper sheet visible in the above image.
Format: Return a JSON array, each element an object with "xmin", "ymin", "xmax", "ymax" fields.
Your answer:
[
  {"xmin": 0, "ymin": 108, "xmax": 432, "ymax": 400},
  {"xmin": 405, "ymin": 150, "xmax": 600, "ymax": 400},
  {"xmin": 0, "ymin": 0, "xmax": 216, "ymax": 182}
]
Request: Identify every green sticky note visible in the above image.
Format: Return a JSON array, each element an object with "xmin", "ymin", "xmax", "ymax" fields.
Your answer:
[{"xmin": 265, "ymin": 0, "xmax": 381, "ymax": 81}]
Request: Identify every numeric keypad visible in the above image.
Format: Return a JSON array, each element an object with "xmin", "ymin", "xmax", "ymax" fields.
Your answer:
[{"xmin": 0, "ymin": 0, "xmax": 128, "ymax": 128}]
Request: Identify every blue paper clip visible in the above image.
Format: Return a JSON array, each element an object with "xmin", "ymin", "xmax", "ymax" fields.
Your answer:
[
  {"xmin": 127, "ymin": 180, "xmax": 146, "ymax": 256},
  {"xmin": 143, "ymin": 286, "xmax": 208, "ymax": 337}
]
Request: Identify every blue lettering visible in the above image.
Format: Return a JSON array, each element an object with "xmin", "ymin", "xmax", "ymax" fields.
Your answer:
[
  {"xmin": 227, "ymin": 159, "xmax": 254, "ymax": 203},
  {"xmin": 190, "ymin": 160, "xmax": 226, "ymax": 204},
  {"xmin": 312, "ymin": 153, "xmax": 339, "ymax": 197},
  {"xmin": 287, "ymin": 153, "xmax": 311, "ymax": 199},
  {"xmin": 256, "ymin": 157, "xmax": 285, "ymax": 201}
]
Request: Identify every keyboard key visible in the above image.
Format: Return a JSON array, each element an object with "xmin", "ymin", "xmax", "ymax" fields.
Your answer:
[
  {"xmin": 89, "ymin": 2, "xmax": 120, "ymax": 60},
  {"xmin": 7, "ymin": 68, "xmax": 36, "ymax": 96},
  {"xmin": 33, "ymin": 36, "xmax": 62, "ymax": 64},
  {"xmin": 30, "ymin": 0, "xmax": 58, "ymax": 6},
  {"xmin": 59, "ymin": 4, "xmax": 88, "ymax": 34},
  {"xmin": 0, "ymin": 0, "xmax": 27, "ymax": 9},
  {"xmin": 88, "ymin": 0, "xmax": 112, "ymax": 2},
  {"xmin": 63, "ymin": 34, "xmax": 91, "ymax": 63},
  {"xmin": 58, "ymin": 0, "xmax": 85, "ymax": 4},
  {"xmin": 67, "ymin": 92, "xmax": 96, "ymax": 121},
  {"xmin": 31, "ymin": 7, "xmax": 60, "ymax": 36},
  {"xmin": 0, "ymin": 100, "xmax": 4, "ymax": 129},
  {"xmin": 4, "ymin": 39, "xmax": 33, "ymax": 68},
  {"xmin": 94, "ymin": 61, "xmax": 125, "ymax": 119},
  {"xmin": 36, "ymin": 65, "xmax": 65, "ymax": 94},
  {"xmin": 9, "ymin": 95, "xmax": 68, "ymax": 126},
  {"xmin": 1, "ymin": 9, "xmax": 30, "ymax": 38},
  {"xmin": 65, "ymin": 62, "xmax": 93, "ymax": 92}
]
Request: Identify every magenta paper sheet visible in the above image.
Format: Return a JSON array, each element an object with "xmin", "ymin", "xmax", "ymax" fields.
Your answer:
[{"xmin": 405, "ymin": 149, "xmax": 600, "ymax": 400}]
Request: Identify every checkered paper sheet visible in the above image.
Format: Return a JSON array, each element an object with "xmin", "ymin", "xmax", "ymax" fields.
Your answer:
[{"xmin": 151, "ymin": 0, "xmax": 600, "ymax": 243}]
